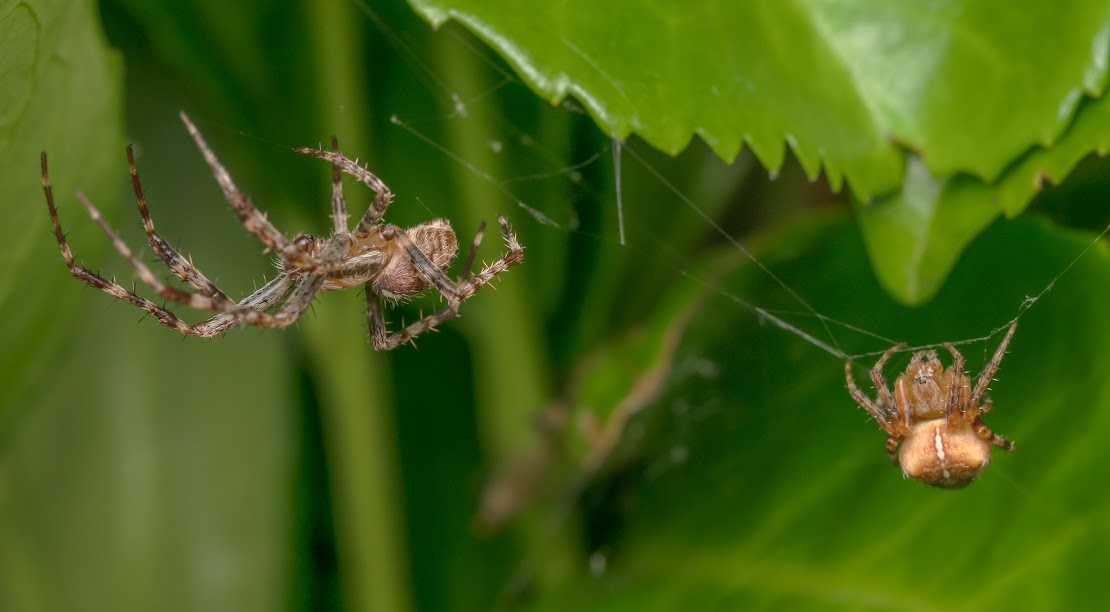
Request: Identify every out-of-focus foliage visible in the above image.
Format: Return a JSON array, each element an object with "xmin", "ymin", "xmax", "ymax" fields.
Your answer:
[
  {"xmin": 0, "ymin": 0, "xmax": 123, "ymax": 432},
  {"xmin": 2, "ymin": 2, "xmax": 1109, "ymax": 612}
]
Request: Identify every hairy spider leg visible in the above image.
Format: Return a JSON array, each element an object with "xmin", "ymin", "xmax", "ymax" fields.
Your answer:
[
  {"xmin": 942, "ymin": 343, "xmax": 967, "ymax": 426},
  {"xmin": 869, "ymin": 343, "xmax": 903, "ymax": 427},
  {"xmin": 461, "ymin": 220, "xmax": 487, "ymax": 283},
  {"xmin": 845, "ymin": 362, "xmax": 892, "ymax": 433},
  {"xmin": 73, "ymin": 190, "xmax": 268, "ymax": 319},
  {"xmin": 847, "ymin": 342, "xmax": 915, "ymax": 464},
  {"xmin": 328, "ymin": 136, "xmax": 349, "ymax": 234},
  {"xmin": 43, "ymin": 152, "xmax": 201, "ymax": 335},
  {"xmin": 195, "ymin": 274, "xmax": 295, "ymax": 336},
  {"xmin": 128, "ymin": 145, "xmax": 229, "ymax": 300},
  {"xmin": 193, "ymin": 231, "xmax": 355, "ymax": 334},
  {"xmin": 179, "ymin": 112, "xmax": 320, "ymax": 270},
  {"xmin": 453, "ymin": 216, "xmax": 525, "ymax": 299},
  {"xmin": 973, "ymin": 414, "xmax": 1014, "ymax": 451},
  {"xmin": 267, "ymin": 234, "xmax": 355, "ymax": 328},
  {"xmin": 294, "ymin": 147, "xmax": 394, "ymax": 238},
  {"xmin": 971, "ymin": 319, "xmax": 1018, "ymax": 407}
]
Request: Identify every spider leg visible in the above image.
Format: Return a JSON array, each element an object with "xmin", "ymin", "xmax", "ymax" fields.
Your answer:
[
  {"xmin": 127, "ymin": 145, "xmax": 229, "ymax": 299},
  {"xmin": 193, "ymin": 273, "xmax": 294, "ymax": 336},
  {"xmin": 972, "ymin": 416, "xmax": 1014, "ymax": 452},
  {"xmin": 845, "ymin": 361, "xmax": 893, "ymax": 434},
  {"xmin": 457, "ymin": 216, "xmax": 526, "ymax": 299},
  {"xmin": 366, "ymin": 292, "xmax": 461, "ymax": 351},
  {"xmin": 73, "ymin": 190, "xmax": 274, "ymax": 321},
  {"xmin": 979, "ymin": 395, "xmax": 994, "ymax": 414},
  {"xmin": 461, "ymin": 220, "xmax": 487, "ymax": 283},
  {"xmin": 942, "ymin": 343, "xmax": 967, "ymax": 425},
  {"xmin": 42, "ymin": 154, "xmax": 197, "ymax": 335},
  {"xmin": 891, "ymin": 376, "xmax": 913, "ymax": 433},
  {"xmin": 327, "ymin": 136, "xmax": 348, "ymax": 234},
  {"xmin": 885, "ymin": 435, "xmax": 899, "ymax": 464},
  {"xmin": 294, "ymin": 147, "xmax": 393, "ymax": 238},
  {"xmin": 262, "ymin": 234, "xmax": 353, "ymax": 328},
  {"xmin": 197, "ymin": 237, "xmax": 344, "ymax": 334},
  {"xmin": 869, "ymin": 343, "xmax": 904, "ymax": 426},
  {"xmin": 366, "ymin": 291, "xmax": 389, "ymax": 349},
  {"xmin": 179, "ymin": 112, "xmax": 318, "ymax": 269},
  {"xmin": 266, "ymin": 274, "xmax": 325, "ymax": 328},
  {"xmin": 970, "ymin": 319, "xmax": 1018, "ymax": 407}
]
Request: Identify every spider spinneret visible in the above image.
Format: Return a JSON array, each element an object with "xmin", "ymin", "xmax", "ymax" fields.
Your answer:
[
  {"xmin": 844, "ymin": 320, "xmax": 1017, "ymax": 489},
  {"xmin": 41, "ymin": 112, "xmax": 523, "ymax": 349}
]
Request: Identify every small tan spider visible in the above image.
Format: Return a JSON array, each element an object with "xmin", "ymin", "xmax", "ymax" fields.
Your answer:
[
  {"xmin": 845, "ymin": 321, "xmax": 1017, "ymax": 488},
  {"xmin": 41, "ymin": 112, "xmax": 523, "ymax": 349}
]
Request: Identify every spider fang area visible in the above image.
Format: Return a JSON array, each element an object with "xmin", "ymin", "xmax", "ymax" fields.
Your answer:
[{"xmin": 41, "ymin": 112, "xmax": 524, "ymax": 350}]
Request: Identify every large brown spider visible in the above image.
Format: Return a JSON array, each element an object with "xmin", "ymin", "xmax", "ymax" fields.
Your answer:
[
  {"xmin": 845, "ymin": 321, "xmax": 1017, "ymax": 488},
  {"xmin": 41, "ymin": 112, "xmax": 524, "ymax": 349}
]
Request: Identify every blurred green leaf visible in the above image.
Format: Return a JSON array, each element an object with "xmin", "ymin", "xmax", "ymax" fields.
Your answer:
[
  {"xmin": 525, "ymin": 216, "xmax": 1110, "ymax": 610},
  {"xmin": 0, "ymin": 0, "xmax": 124, "ymax": 432},
  {"xmin": 0, "ymin": 316, "xmax": 297, "ymax": 612}
]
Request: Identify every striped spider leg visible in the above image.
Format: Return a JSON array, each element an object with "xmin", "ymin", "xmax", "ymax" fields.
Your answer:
[{"xmin": 41, "ymin": 112, "xmax": 524, "ymax": 347}]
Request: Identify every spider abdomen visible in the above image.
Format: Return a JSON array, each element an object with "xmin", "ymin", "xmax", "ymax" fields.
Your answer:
[
  {"xmin": 373, "ymin": 219, "xmax": 458, "ymax": 300},
  {"xmin": 898, "ymin": 420, "xmax": 992, "ymax": 489}
]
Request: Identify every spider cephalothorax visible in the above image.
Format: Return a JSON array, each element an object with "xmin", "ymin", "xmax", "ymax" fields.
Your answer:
[
  {"xmin": 41, "ymin": 112, "xmax": 523, "ymax": 349},
  {"xmin": 845, "ymin": 321, "xmax": 1017, "ymax": 488}
]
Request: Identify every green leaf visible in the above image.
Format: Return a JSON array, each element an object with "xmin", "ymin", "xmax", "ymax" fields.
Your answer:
[
  {"xmin": 856, "ymin": 92, "xmax": 1110, "ymax": 305},
  {"xmin": 852, "ymin": 157, "xmax": 1000, "ymax": 305},
  {"xmin": 526, "ymin": 216, "xmax": 1110, "ymax": 610},
  {"xmin": 409, "ymin": 0, "xmax": 1110, "ymax": 200},
  {"xmin": 0, "ymin": 1, "xmax": 124, "ymax": 431},
  {"xmin": 409, "ymin": 1, "xmax": 1110, "ymax": 304},
  {"xmin": 998, "ymin": 95, "xmax": 1110, "ymax": 217}
]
